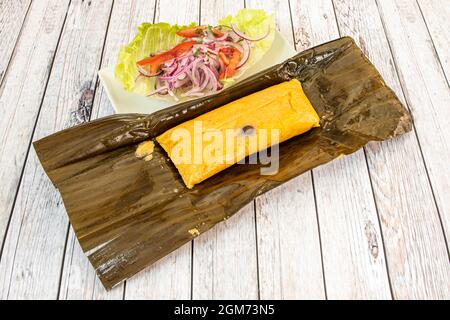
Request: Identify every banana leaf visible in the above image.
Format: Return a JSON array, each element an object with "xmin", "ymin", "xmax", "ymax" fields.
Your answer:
[{"xmin": 34, "ymin": 37, "xmax": 412, "ymax": 290}]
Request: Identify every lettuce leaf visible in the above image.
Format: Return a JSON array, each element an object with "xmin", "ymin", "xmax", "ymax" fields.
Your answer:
[
  {"xmin": 115, "ymin": 22, "xmax": 195, "ymax": 95},
  {"xmin": 218, "ymin": 9, "xmax": 275, "ymax": 81},
  {"xmin": 114, "ymin": 9, "xmax": 275, "ymax": 96}
]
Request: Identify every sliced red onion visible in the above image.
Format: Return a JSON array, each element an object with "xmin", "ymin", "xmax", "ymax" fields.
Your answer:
[
  {"xmin": 179, "ymin": 56, "xmax": 190, "ymax": 67},
  {"xmin": 226, "ymin": 30, "xmax": 241, "ymax": 42},
  {"xmin": 204, "ymin": 65, "xmax": 220, "ymax": 90},
  {"xmin": 184, "ymin": 65, "xmax": 209, "ymax": 94},
  {"xmin": 209, "ymin": 56, "xmax": 219, "ymax": 69},
  {"xmin": 207, "ymin": 63, "xmax": 219, "ymax": 78},
  {"xmin": 197, "ymin": 69, "xmax": 210, "ymax": 91},
  {"xmin": 174, "ymin": 76, "xmax": 190, "ymax": 88},
  {"xmin": 159, "ymin": 59, "xmax": 195, "ymax": 80},
  {"xmin": 164, "ymin": 59, "xmax": 176, "ymax": 68},
  {"xmin": 236, "ymin": 40, "xmax": 250, "ymax": 69},
  {"xmin": 165, "ymin": 61, "xmax": 178, "ymax": 75},
  {"xmin": 231, "ymin": 23, "xmax": 270, "ymax": 41},
  {"xmin": 214, "ymin": 40, "xmax": 243, "ymax": 52},
  {"xmin": 147, "ymin": 85, "xmax": 168, "ymax": 96},
  {"xmin": 143, "ymin": 27, "xmax": 247, "ymax": 99},
  {"xmin": 191, "ymin": 58, "xmax": 202, "ymax": 85}
]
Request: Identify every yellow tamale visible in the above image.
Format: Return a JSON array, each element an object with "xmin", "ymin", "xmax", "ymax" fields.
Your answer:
[{"xmin": 156, "ymin": 79, "xmax": 320, "ymax": 188}]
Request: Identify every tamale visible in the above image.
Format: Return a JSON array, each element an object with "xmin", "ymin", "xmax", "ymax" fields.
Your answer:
[
  {"xmin": 33, "ymin": 37, "xmax": 412, "ymax": 290},
  {"xmin": 157, "ymin": 79, "xmax": 320, "ymax": 188}
]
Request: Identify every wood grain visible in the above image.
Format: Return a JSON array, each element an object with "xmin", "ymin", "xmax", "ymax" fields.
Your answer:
[
  {"xmin": 0, "ymin": 0, "xmax": 32, "ymax": 85},
  {"xmin": 0, "ymin": 0, "xmax": 113, "ymax": 299},
  {"xmin": 334, "ymin": 0, "xmax": 450, "ymax": 299},
  {"xmin": 377, "ymin": 0, "xmax": 450, "ymax": 248},
  {"xmin": 290, "ymin": 0, "xmax": 392, "ymax": 299},
  {"xmin": 246, "ymin": 0, "xmax": 326, "ymax": 300},
  {"xmin": 375, "ymin": 0, "xmax": 450, "ymax": 298},
  {"xmin": 417, "ymin": 0, "xmax": 450, "ymax": 81},
  {"xmin": 256, "ymin": 177, "xmax": 325, "ymax": 299},
  {"xmin": 193, "ymin": 204, "xmax": 259, "ymax": 299},
  {"xmin": 0, "ymin": 0, "xmax": 71, "ymax": 277}
]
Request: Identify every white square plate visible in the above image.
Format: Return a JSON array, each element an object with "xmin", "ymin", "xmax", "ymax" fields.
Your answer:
[{"xmin": 98, "ymin": 30, "xmax": 296, "ymax": 114}]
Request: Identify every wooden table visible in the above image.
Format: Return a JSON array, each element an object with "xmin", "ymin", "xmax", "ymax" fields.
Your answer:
[{"xmin": 0, "ymin": 0, "xmax": 448, "ymax": 300}]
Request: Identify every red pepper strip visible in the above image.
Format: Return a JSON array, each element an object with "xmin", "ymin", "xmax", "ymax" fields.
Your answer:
[
  {"xmin": 176, "ymin": 26, "xmax": 207, "ymax": 38},
  {"xmin": 211, "ymin": 27, "xmax": 224, "ymax": 37},
  {"xmin": 219, "ymin": 48, "xmax": 241, "ymax": 79},
  {"xmin": 136, "ymin": 41, "xmax": 196, "ymax": 75}
]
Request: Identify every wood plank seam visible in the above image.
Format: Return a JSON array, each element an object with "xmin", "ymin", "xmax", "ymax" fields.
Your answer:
[
  {"xmin": 415, "ymin": 0, "xmax": 450, "ymax": 87},
  {"xmin": 190, "ymin": 0, "xmax": 202, "ymax": 299},
  {"xmin": 333, "ymin": 0, "xmax": 449, "ymax": 297},
  {"xmin": 290, "ymin": 0, "xmax": 390, "ymax": 299},
  {"xmin": 55, "ymin": 0, "xmax": 116, "ymax": 299},
  {"xmin": 56, "ymin": 224, "xmax": 71, "ymax": 299},
  {"xmin": 246, "ymin": 0, "xmax": 265, "ymax": 300},
  {"xmin": 5, "ymin": 211, "xmax": 26, "ymax": 298},
  {"xmin": 190, "ymin": 238, "xmax": 194, "ymax": 300},
  {"xmin": 119, "ymin": 0, "xmax": 193, "ymax": 299},
  {"xmin": 61, "ymin": 227, "xmax": 77, "ymax": 299},
  {"xmin": 286, "ymin": 0, "xmax": 298, "ymax": 45},
  {"xmin": 374, "ymin": 0, "xmax": 450, "ymax": 259},
  {"xmin": 285, "ymin": 0, "xmax": 329, "ymax": 299},
  {"xmin": 122, "ymin": 282, "xmax": 126, "ymax": 300},
  {"xmin": 331, "ymin": 0, "xmax": 394, "ymax": 298},
  {"xmin": 362, "ymin": 148, "xmax": 395, "ymax": 297},
  {"xmin": 191, "ymin": 0, "xmax": 259, "ymax": 300},
  {"xmin": 329, "ymin": 0, "xmax": 449, "ymax": 298},
  {"xmin": 0, "ymin": 0, "xmax": 116, "ymax": 299},
  {"xmin": 57, "ymin": 0, "xmax": 168, "ymax": 299},
  {"xmin": 251, "ymin": 0, "xmax": 327, "ymax": 299},
  {"xmin": 0, "ymin": 0, "xmax": 34, "ymax": 88},
  {"xmin": 416, "ymin": 0, "xmax": 450, "ymax": 85},
  {"xmin": 0, "ymin": 0, "xmax": 73, "ymax": 269},
  {"xmin": 120, "ymin": 0, "xmax": 158, "ymax": 299},
  {"xmin": 244, "ymin": 0, "xmax": 264, "ymax": 301},
  {"xmin": 253, "ymin": 202, "xmax": 261, "ymax": 300},
  {"xmin": 309, "ymin": 171, "xmax": 328, "ymax": 299},
  {"xmin": 290, "ymin": 0, "xmax": 329, "ymax": 299}
]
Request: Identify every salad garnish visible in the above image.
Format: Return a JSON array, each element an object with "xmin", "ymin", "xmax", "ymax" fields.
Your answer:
[
  {"xmin": 136, "ymin": 24, "xmax": 269, "ymax": 100},
  {"xmin": 115, "ymin": 9, "xmax": 275, "ymax": 100}
]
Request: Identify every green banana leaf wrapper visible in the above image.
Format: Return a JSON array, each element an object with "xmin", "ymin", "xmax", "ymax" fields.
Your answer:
[{"xmin": 34, "ymin": 37, "xmax": 412, "ymax": 290}]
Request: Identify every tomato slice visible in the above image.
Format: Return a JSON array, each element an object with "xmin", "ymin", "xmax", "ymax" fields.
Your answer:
[
  {"xmin": 219, "ymin": 48, "xmax": 241, "ymax": 79},
  {"xmin": 136, "ymin": 41, "xmax": 196, "ymax": 75},
  {"xmin": 176, "ymin": 26, "xmax": 206, "ymax": 38},
  {"xmin": 170, "ymin": 41, "xmax": 197, "ymax": 56}
]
